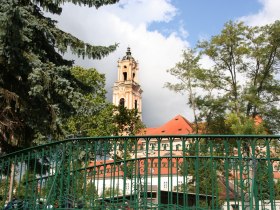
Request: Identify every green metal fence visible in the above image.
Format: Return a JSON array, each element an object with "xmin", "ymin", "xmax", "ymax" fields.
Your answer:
[{"xmin": 1, "ymin": 135, "xmax": 280, "ymax": 209}]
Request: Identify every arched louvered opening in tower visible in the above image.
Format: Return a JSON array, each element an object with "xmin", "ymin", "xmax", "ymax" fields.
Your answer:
[
  {"xmin": 119, "ymin": 98, "xmax": 125, "ymax": 107},
  {"xmin": 123, "ymin": 72, "xmax": 127, "ymax": 81},
  {"xmin": 135, "ymin": 100, "xmax": 138, "ymax": 110}
]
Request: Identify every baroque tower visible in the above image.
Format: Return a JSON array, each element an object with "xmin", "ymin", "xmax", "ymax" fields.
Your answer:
[{"xmin": 113, "ymin": 47, "xmax": 143, "ymax": 119}]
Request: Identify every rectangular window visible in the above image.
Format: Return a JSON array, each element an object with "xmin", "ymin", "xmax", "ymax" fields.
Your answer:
[{"xmin": 163, "ymin": 181, "xmax": 168, "ymax": 189}]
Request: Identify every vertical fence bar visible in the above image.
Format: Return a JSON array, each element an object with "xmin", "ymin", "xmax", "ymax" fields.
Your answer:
[
  {"xmin": 266, "ymin": 137, "xmax": 276, "ymax": 210},
  {"xmin": 169, "ymin": 137, "xmax": 173, "ymax": 206},
  {"xmin": 182, "ymin": 137, "xmax": 188, "ymax": 207},
  {"xmin": 225, "ymin": 138, "xmax": 231, "ymax": 210},
  {"xmin": 209, "ymin": 138, "xmax": 215, "ymax": 210},
  {"xmin": 195, "ymin": 137, "xmax": 200, "ymax": 208},
  {"xmin": 157, "ymin": 137, "xmax": 162, "ymax": 208}
]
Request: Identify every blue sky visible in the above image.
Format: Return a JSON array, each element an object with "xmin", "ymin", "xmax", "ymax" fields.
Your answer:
[
  {"xmin": 54, "ymin": 0, "xmax": 280, "ymax": 127},
  {"xmin": 149, "ymin": 0, "xmax": 262, "ymax": 46}
]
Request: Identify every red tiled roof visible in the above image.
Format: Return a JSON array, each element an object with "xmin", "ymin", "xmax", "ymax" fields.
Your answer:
[
  {"xmin": 88, "ymin": 158, "xmax": 184, "ymax": 178},
  {"xmin": 142, "ymin": 115, "xmax": 193, "ymax": 135},
  {"xmin": 274, "ymin": 172, "xmax": 280, "ymax": 179},
  {"xmin": 254, "ymin": 115, "xmax": 263, "ymax": 126}
]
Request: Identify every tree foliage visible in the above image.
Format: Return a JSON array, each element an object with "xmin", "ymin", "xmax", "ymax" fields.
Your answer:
[
  {"xmin": 0, "ymin": 0, "xmax": 119, "ymax": 153},
  {"xmin": 114, "ymin": 105, "xmax": 145, "ymax": 136},
  {"xmin": 166, "ymin": 20, "xmax": 280, "ymax": 134},
  {"xmin": 63, "ymin": 66, "xmax": 145, "ymax": 137},
  {"xmin": 62, "ymin": 66, "xmax": 111, "ymax": 137},
  {"xmin": 16, "ymin": 172, "xmax": 37, "ymax": 200},
  {"xmin": 165, "ymin": 50, "xmax": 203, "ymax": 133},
  {"xmin": 65, "ymin": 104, "xmax": 145, "ymax": 137},
  {"xmin": 224, "ymin": 113, "xmax": 265, "ymax": 134}
]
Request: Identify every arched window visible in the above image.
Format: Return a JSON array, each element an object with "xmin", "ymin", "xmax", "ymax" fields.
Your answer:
[
  {"xmin": 119, "ymin": 98, "xmax": 125, "ymax": 107},
  {"xmin": 123, "ymin": 72, "xmax": 127, "ymax": 81}
]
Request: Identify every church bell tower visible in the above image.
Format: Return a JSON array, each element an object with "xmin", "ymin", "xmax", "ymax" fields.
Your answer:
[{"xmin": 113, "ymin": 47, "xmax": 143, "ymax": 119}]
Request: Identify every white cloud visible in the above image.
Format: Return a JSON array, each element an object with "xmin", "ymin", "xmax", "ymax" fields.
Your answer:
[
  {"xmin": 239, "ymin": 0, "xmax": 280, "ymax": 26},
  {"xmin": 50, "ymin": 0, "xmax": 191, "ymax": 127},
  {"xmin": 199, "ymin": 55, "xmax": 215, "ymax": 70},
  {"xmin": 178, "ymin": 20, "xmax": 189, "ymax": 39},
  {"xmin": 107, "ymin": 0, "xmax": 177, "ymax": 26}
]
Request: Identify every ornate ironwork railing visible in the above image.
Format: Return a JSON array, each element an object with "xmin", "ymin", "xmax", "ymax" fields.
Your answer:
[{"xmin": 1, "ymin": 135, "xmax": 280, "ymax": 209}]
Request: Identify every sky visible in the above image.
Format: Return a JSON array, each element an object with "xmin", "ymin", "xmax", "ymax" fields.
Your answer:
[{"xmin": 50, "ymin": 0, "xmax": 280, "ymax": 127}]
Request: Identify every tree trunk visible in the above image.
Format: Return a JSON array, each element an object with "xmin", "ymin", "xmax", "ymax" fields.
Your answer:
[{"xmin": 8, "ymin": 163, "xmax": 15, "ymax": 202}]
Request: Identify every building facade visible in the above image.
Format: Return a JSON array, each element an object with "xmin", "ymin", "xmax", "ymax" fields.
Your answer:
[{"xmin": 112, "ymin": 47, "xmax": 143, "ymax": 119}]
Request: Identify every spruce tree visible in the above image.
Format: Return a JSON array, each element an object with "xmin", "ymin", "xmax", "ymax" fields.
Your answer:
[{"xmin": 0, "ymin": 0, "xmax": 119, "ymax": 153}]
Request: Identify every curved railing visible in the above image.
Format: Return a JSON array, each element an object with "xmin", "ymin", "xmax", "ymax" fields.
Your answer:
[{"xmin": 1, "ymin": 135, "xmax": 280, "ymax": 209}]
